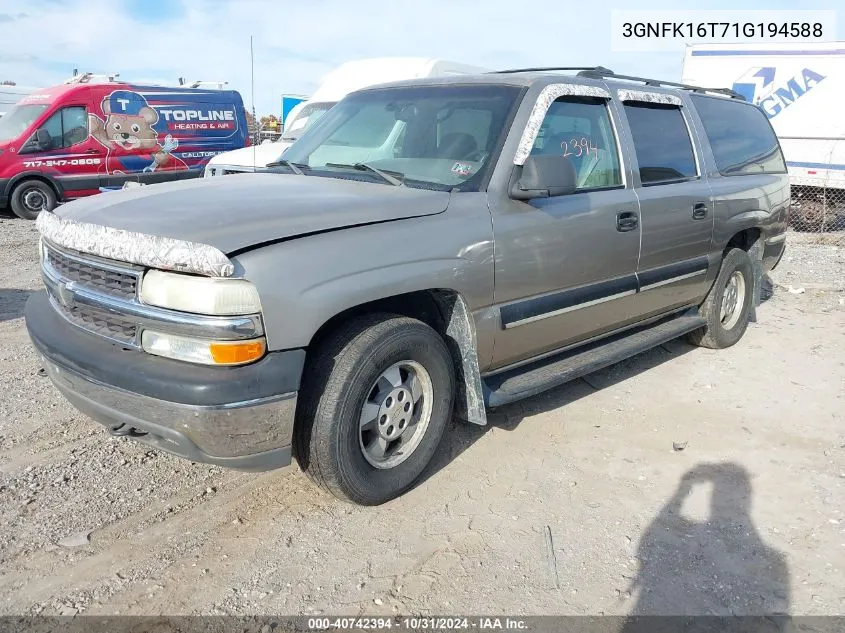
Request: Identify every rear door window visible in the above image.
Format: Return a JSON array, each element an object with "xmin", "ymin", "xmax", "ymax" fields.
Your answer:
[
  {"xmin": 624, "ymin": 102, "xmax": 697, "ymax": 185},
  {"xmin": 691, "ymin": 94, "xmax": 786, "ymax": 175}
]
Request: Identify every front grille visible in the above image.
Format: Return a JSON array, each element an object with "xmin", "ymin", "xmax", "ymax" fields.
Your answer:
[
  {"xmin": 54, "ymin": 300, "xmax": 137, "ymax": 346},
  {"xmin": 40, "ymin": 240, "xmax": 262, "ymax": 351},
  {"xmin": 46, "ymin": 248, "xmax": 138, "ymax": 299}
]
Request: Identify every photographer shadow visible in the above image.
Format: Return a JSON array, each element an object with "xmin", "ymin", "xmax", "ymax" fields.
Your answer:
[{"xmin": 622, "ymin": 463, "xmax": 790, "ymax": 630}]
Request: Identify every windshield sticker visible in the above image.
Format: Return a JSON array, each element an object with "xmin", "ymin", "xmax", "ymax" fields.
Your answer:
[{"xmin": 451, "ymin": 162, "xmax": 473, "ymax": 177}]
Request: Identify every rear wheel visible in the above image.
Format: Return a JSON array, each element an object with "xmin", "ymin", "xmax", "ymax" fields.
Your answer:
[
  {"xmin": 295, "ymin": 314, "xmax": 455, "ymax": 505},
  {"xmin": 10, "ymin": 180, "xmax": 57, "ymax": 220},
  {"xmin": 688, "ymin": 248, "xmax": 754, "ymax": 349}
]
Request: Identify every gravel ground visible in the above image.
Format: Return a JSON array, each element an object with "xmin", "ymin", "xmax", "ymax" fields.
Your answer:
[
  {"xmin": 0, "ymin": 214, "xmax": 843, "ymax": 617},
  {"xmin": 776, "ymin": 230, "xmax": 845, "ymax": 293}
]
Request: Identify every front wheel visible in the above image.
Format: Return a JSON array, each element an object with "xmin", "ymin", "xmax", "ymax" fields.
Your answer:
[
  {"xmin": 295, "ymin": 314, "xmax": 455, "ymax": 505},
  {"xmin": 10, "ymin": 180, "xmax": 57, "ymax": 220},
  {"xmin": 688, "ymin": 248, "xmax": 754, "ymax": 349}
]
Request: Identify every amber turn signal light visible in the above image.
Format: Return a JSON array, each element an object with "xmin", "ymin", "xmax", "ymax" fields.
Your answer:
[{"xmin": 209, "ymin": 339, "xmax": 266, "ymax": 365}]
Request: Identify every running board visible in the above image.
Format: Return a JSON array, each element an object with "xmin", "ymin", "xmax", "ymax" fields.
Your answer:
[{"xmin": 483, "ymin": 310, "xmax": 705, "ymax": 408}]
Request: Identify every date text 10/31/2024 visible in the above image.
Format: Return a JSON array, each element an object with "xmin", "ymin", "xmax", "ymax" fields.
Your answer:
[{"xmin": 307, "ymin": 617, "xmax": 528, "ymax": 630}]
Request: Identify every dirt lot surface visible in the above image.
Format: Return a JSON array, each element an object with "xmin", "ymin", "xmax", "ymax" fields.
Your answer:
[{"xmin": 0, "ymin": 216, "xmax": 843, "ymax": 617}]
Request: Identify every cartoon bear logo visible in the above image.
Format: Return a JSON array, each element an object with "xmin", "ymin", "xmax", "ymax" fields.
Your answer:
[{"xmin": 89, "ymin": 90, "xmax": 188, "ymax": 175}]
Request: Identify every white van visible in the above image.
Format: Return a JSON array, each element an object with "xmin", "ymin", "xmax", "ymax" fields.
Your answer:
[
  {"xmin": 682, "ymin": 42, "xmax": 844, "ymax": 227},
  {"xmin": 204, "ymin": 57, "xmax": 488, "ymax": 176},
  {"xmin": 0, "ymin": 84, "xmax": 36, "ymax": 117}
]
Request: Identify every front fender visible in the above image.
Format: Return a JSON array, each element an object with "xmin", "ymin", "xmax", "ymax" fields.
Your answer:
[{"xmin": 233, "ymin": 194, "xmax": 495, "ymax": 353}]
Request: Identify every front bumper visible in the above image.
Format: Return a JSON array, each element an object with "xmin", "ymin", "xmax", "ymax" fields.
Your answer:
[{"xmin": 25, "ymin": 291, "xmax": 305, "ymax": 471}]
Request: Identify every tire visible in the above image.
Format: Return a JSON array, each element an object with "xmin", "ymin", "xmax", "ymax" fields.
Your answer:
[
  {"xmin": 294, "ymin": 313, "xmax": 455, "ymax": 505},
  {"xmin": 10, "ymin": 180, "xmax": 57, "ymax": 220},
  {"xmin": 688, "ymin": 248, "xmax": 754, "ymax": 350}
]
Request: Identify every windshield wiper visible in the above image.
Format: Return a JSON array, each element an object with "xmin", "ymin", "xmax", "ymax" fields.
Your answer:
[
  {"xmin": 265, "ymin": 159, "xmax": 307, "ymax": 175},
  {"xmin": 325, "ymin": 162, "xmax": 404, "ymax": 186}
]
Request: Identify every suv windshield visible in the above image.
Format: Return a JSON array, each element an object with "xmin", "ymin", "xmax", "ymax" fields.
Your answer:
[
  {"xmin": 0, "ymin": 104, "xmax": 49, "ymax": 142},
  {"xmin": 282, "ymin": 84, "xmax": 522, "ymax": 192},
  {"xmin": 282, "ymin": 101, "xmax": 337, "ymax": 141}
]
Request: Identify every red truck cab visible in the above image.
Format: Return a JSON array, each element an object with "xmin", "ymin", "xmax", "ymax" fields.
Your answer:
[{"xmin": 0, "ymin": 80, "xmax": 249, "ymax": 219}]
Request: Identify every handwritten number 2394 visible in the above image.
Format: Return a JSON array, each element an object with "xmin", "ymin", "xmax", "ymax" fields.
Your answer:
[{"xmin": 561, "ymin": 137, "xmax": 598, "ymax": 157}]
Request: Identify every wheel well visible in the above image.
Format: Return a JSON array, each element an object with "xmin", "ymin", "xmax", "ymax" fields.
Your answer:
[
  {"xmin": 724, "ymin": 228, "xmax": 761, "ymax": 255},
  {"xmin": 305, "ymin": 289, "xmax": 487, "ymax": 427},
  {"xmin": 723, "ymin": 228, "xmax": 765, "ymax": 319},
  {"xmin": 10, "ymin": 175, "xmax": 60, "ymax": 200},
  {"xmin": 309, "ymin": 290, "xmax": 447, "ymax": 353}
]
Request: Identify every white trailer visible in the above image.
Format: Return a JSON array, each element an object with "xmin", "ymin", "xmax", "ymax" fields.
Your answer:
[{"xmin": 682, "ymin": 42, "xmax": 845, "ymax": 229}]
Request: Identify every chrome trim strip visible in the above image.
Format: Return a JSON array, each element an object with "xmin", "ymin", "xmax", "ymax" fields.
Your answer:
[
  {"xmin": 209, "ymin": 391, "xmax": 297, "ymax": 410},
  {"xmin": 639, "ymin": 269, "xmax": 706, "ymax": 291},
  {"xmin": 47, "ymin": 293, "xmax": 139, "ymax": 349},
  {"xmin": 503, "ymin": 289, "xmax": 637, "ymax": 329},
  {"xmin": 487, "ymin": 304, "xmax": 696, "ymax": 377},
  {"xmin": 766, "ymin": 233, "xmax": 787, "ymax": 245},
  {"xmin": 42, "ymin": 262, "xmax": 263, "ymax": 342}
]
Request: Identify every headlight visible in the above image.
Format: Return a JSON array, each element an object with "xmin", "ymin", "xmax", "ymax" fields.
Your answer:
[
  {"xmin": 142, "ymin": 330, "xmax": 266, "ymax": 366},
  {"xmin": 139, "ymin": 270, "xmax": 261, "ymax": 315}
]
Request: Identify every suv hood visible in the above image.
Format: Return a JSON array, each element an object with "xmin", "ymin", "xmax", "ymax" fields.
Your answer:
[
  {"xmin": 57, "ymin": 173, "xmax": 450, "ymax": 254},
  {"xmin": 208, "ymin": 142, "xmax": 292, "ymax": 169}
]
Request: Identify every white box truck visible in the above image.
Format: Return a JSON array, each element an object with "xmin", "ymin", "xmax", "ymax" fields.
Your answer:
[
  {"xmin": 682, "ymin": 42, "xmax": 845, "ymax": 230},
  {"xmin": 0, "ymin": 84, "xmax": 36, "ymax": 117},
  {"xmin": 204, "ymin": 57, "xmax": 488, "ymax": 176}
]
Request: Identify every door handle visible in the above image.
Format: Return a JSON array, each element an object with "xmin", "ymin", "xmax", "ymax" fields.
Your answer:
[
  {"xmin": 692, "ymin": 203, "xmax": 708, "ymax": 220},
  {"xmin": 616, "ymin": 210, "xmax": 638, "ymax": 232},
  {"xmin": 84, "ymin": 148, "xmax": 100, "ymax": 155}
]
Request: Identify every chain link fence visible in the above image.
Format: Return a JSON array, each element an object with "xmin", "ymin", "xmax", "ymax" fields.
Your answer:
[{"xmin": 789, "ymin": 184, "xmax": 845, "ymax": 245}]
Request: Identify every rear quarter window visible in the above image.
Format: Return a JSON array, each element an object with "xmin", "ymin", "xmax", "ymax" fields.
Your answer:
[{"xmin": 691, "ymin": 94, "xmax": 786, "ymax": 176}]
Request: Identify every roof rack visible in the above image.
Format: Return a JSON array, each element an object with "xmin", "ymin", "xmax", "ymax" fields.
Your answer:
[
  {"xmin": 576, "ymin": 68, "xmax": 745, "ymax": 100},
  {"xmin": 490, "ymin": 66, "xmax": 744, "ymax": 100},
  {"xmin": 64, "ymin": 72, "xmax": 120, "ymax": 84},
  {"xmin": 492, "ymin": 66, "xmax": 615, "ymax": 75}
]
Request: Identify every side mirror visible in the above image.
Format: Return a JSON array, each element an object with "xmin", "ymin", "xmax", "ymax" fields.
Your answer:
[
  {"xmin": 36, "ymin": 128, "xmax": 52, "ymax": 148},
  {"xmin": 20, "ymin": 128, "xmax": 52, "ymax": 154},
  {"xmin": 510, "ymin": 155, "xmax": 577, "ymax": 200}
]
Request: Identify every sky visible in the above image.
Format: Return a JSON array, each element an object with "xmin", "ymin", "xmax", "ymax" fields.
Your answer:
[{"xmin": 0, "ymin": 0, "xmax": 842, "ymax": 116}]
